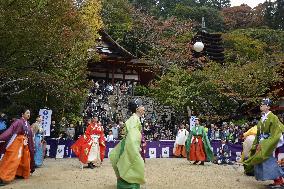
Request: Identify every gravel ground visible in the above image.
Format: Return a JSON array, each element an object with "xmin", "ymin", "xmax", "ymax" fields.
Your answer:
[{"xmin": 1, "ymin": 158, "xmax": 271, "ymax": 189}]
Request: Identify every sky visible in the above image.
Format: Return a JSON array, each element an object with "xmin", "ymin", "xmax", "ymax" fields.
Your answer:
[{"xmin": 230, "ymin": 0, "xmax": 276, "ymax": 8}]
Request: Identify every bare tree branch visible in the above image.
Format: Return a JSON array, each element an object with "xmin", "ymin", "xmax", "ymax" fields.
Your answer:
[
  {"xmin": 0, "ymin": 86, "xmax": 30, "ymax": 96},
  {"xmin": 0, "ymin": 78, "xmax": 29, "ymax": 89}
]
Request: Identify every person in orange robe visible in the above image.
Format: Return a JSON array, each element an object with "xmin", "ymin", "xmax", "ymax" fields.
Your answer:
[
  {"xmin": 0, "ymin": 108, "xmax": 35, "ymax": 186},
  {"xmin": 71, "ymin": 117, "xmax": 105, "ymax": 169}
]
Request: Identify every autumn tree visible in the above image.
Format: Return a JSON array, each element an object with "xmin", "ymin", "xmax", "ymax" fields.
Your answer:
[
  {"xmin": 152, "ymin": 28, "xmax": 284, "ymax": 120},
  {"xmin": 250, "ymin": 3, "xmax": 266, "ymax": 28},
  {"xmin": 221, "ymin": 5, "xmax": 253, "ymax": 30},
  {"xmin": 102, "ymin": 1, "xmax": 195, "ymax": 70},
  {"xmin": 102, "ymin": 0, "xmax": 283, "ymax": 121}
]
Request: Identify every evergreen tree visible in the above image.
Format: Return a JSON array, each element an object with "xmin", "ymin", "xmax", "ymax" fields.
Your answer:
[
  {"xmin": 208, "ymin": 0, "xmax": 231, "ymax": 9},
  {"xmin": 263, "ymin": 0, "xmax": 276, "ymax": 28},
  {"xmin": 274, "ymin": 0, "xmax": 284, "ymax": 30},
  {"xmin": 129, "ymin": 0, "xmax": 156, "ymax": 12}
]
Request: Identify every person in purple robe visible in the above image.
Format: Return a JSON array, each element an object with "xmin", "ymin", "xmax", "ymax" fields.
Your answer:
[{"xmin": 0, "ymin": 108, "xmax": 35, "ymax": 186}]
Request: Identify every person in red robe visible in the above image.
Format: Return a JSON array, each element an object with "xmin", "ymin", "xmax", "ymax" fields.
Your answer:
[
  {"xmin": 71, "ymin": 117, "xmax": 105, "ymax": 169},
  {"xmin": 0, "ymin": 108, "xmax": 35, "ymax": 186}
]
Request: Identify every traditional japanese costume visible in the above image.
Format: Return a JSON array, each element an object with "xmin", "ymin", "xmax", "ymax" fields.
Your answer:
[
  {"xmin": 185, "ymin": 124, "xmax": 213, "ymax": 162},
  {"xmin": 71, "ymin": 122, "xmax": 105, "ymax": 165},
  {"xmin": 0, "ymin": 118, "xmax": 35, "ymax": 182},
  {"xmin": 110, "ymin": 113, "xmax": 145, "ymax": 189},
  {"xmin": 173, "ymin": 128, "xmax": 189, "ymax": 158},
  {"xmin": 32, "ymin": 121, "xmax": 44, "ymax": 167},
  {"xmin": 244, "ymin": 110, "xmax": 284, "ymax": 180}
]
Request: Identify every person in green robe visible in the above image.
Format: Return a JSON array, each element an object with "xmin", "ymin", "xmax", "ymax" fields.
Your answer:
[
  {"xmin": 110, "ymin": 99, "xmax": 145, "ymax": 189},
  {"xmin": 185, "ymin": 118, "xmax": 213, "ymax": 165},
  {"xmin": 244, "ymin": 98, "xmax": 284, "ymax": 188}
]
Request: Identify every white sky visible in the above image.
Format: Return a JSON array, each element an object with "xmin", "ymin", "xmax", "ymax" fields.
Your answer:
[{"xmin": 230, "ymin": 0, "xmax": 276, "ymax": 8}]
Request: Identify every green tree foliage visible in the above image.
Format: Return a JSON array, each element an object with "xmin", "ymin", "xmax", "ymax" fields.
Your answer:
[
  {"xmin": 207, "ymin": 0, "xmax": 231, "ymax": 9},
  {"xmin": 151, "ymin": 66, "xmax": 194, "ymax": 111},
  {"xmin": 0, "ymin": 0, "xmax": 102, "ymax": 119},
  {"xmin": 152, "ymin": 61, "xmax": 283, "ymax": 120},
  {"xmin": 274, "ymin": 0, "xmax": 284, "ymax": 30},
  {"xmin": 223, "ymin": 33, "xmax": 267, "ymax": 61},
  {"xmin": 264, "ymin": 0, "xmax": 284, "ymax": 30},
  {"xmin": 264, "ymin": 0, "xmax": 275, "ymax": 28},
  {"xmin": 122, "ymin": 0, "xmax": 226, "ymax": 32},
  {"xmin": 174, "ymin": 5, "xmax": 224, "ymax": 32},
  {"xmin": 133, "ymin": 85, "xmax": 151, "ymax": 96},
  {"xmin": 129, "ymin": 0, "xmax": 157, "ymax": 12},
  {"xmin": 224, "ymin": 29, "xmax": 284, "ymax": 62},
  {"xmin": 102, "ymin": 0, "xmax": 133, "ymax": 42}
]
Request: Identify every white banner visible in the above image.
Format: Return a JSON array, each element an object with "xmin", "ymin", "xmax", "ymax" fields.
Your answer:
[
  {"xmin": 56, "ymin": 145, "xmax": 65, "ymax": 159},
  {"xmin": 46, "ymin": 145, "xmax": 50, "ymax": 157},
  {"xmin": 235, "ymin": 152, "xmax": 242, "ymax": 162},
  {"xmin": 149, "ymin": 148, "xmax": 156, "ymax": 158},
  {"xmin": 162, "ymin": 147, "xmax": 169, "ymax": 158},
  {"xmin": 39, "ymin": 109, "xmax": 52, "ymax": 136},
  {"xmin": 190, "ymin": 116, "xmax": 196, "ymax": 131}
]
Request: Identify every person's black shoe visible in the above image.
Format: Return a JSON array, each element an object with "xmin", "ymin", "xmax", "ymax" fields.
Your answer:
[
  {"xmin": 88, "ymin": 163, "xmax": 94, "ymax": 169},
  {"xmin": 199, "ymin": 161, "xmax": 204, "ymax": 165},
  {"xmin": 193, "ymin": 161, "xmax": 198, "ymax": 165},
  {"xmin": 267, "ymin": 185, "xmax": 283, "ymax": 189},
  {"xmin": 267, "ymin": 183, "xmax": 284, "ymax": 189},
  {"xmin": 245, "ymin": 172, "xmax": 254, "ymax": 176},
  {"xmin": 15, "ymin": 175, "xmax": 24, "ymax": 179},
  {"xmin": 0, "ymin": 180, "xmax": 6, "ymax": 186}
]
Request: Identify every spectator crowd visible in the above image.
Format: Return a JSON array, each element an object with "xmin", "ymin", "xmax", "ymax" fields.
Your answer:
[
  {"xmin": 1, "ymin": 79, "xmax": 283, "ymax": 145},
  {"xmin": 2, "ymin": 109, "xmax": 283, "ymax": 147}
]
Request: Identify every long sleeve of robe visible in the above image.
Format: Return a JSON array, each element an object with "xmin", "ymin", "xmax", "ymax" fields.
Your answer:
[{"xmin": 244, "ymin": 113, "xmax": 284, "ymax": 166}]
